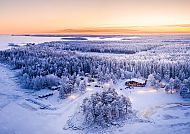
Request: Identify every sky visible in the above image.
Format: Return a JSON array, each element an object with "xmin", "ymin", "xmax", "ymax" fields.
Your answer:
[{"xmin": 0, "ymin": 0, "xmax": 190, "ymax": 34}]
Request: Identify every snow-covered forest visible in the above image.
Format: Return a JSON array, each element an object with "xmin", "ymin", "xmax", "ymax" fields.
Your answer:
[
  {"xmin": 0, "ymin": 35, "xmax": 190, "ymax": 134},
  {"xmin": 0, "ymin": 36, "xmax": 190, "ymax": 97}
]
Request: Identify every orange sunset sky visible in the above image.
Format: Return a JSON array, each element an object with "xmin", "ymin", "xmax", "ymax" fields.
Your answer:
[{"xmin": 0, "ymin": 0, "xmax": 190, "ymax": 34}]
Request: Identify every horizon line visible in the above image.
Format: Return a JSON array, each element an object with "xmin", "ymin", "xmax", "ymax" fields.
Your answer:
[{"xmin": 1, "ymin": 24, "xmax": 190, "ymax": 35}]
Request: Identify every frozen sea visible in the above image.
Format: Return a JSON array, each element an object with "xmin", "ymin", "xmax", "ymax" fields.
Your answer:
[
  {"xmin": 0, "ymin": 35, "xmax": 65, "ymax": 50},
  {"xmin": 0, "ymin": 34, "xmax": 190, "ymax": 50}
]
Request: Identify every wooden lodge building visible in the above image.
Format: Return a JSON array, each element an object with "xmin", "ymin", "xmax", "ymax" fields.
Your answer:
[{"xmin": 125, "ymin": 78, "xmax": 147, "ymax": 87}]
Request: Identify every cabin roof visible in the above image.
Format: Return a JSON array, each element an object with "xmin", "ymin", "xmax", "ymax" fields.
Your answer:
[{"xmin": 126, "ymin": 78, "xmax": 146, "ymax": 84}]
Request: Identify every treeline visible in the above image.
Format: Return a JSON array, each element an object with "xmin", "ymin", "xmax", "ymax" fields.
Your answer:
[{"xmin": 38, "ymin": 40, "xmax": 160, "ymax": 54}]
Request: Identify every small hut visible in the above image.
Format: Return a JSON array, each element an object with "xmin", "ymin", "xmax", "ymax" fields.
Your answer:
[{"xmin": 125, "ymin": 78, "xmax": 146, "ymax": 87}]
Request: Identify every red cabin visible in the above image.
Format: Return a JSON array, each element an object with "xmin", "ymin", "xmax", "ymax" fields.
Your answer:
[{"xmin": 125, "ymin": 78, "xmax": 146, "ymax": 87}]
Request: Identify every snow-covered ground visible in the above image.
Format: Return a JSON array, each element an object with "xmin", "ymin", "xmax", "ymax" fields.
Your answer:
[
  {"xmin": 0, "ymin": 64, "xmax": 189, "ymax": 134},
  {"xmin": 115, "ymin": 81, "xmax": 190, "ymax": 134}
]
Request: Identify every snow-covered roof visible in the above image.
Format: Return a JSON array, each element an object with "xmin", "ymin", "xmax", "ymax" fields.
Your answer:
[{"xmin": 126, "ymin": 78, "xmax": 146, "ymax": 84}]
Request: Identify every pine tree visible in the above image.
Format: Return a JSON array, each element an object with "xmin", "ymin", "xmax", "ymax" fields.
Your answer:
[
  {"xmin": 147, "ymin": 74, "xmax": 156, "ymax": 86},
  {"xmin": 79, "ymin": 80, "xmax": 87, "ymax": 92}
]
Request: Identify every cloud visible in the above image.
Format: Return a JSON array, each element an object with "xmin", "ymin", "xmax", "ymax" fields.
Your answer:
[
  {"xmin": 175, "ymin": 24, "xmax": 190, "ymax": 27},
  {"xmin": 53, "ymin": 28, "xmax": 142, "ymax": 34},
  {"xmin": 51, "ymin": 24, "xmax": 190, "ymax": 34}
]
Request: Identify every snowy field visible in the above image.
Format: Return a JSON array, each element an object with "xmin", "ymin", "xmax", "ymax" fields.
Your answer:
[{"xmin": 0, "ymin": 35, "xmax": 190, "ymax": 134}]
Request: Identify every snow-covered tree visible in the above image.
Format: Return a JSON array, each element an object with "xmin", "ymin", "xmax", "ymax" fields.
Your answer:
[
  {"xmin": 180, "ymin": 84, "xmax": 190, "ymax": 98},
  {"xmin": 165, "ymin": 84, "xmax": 170, "ymax": 93},
  {"xmin": 164, "ymin": 70, "xmax": 170, "ymax": 82},
  {"xmin": 45, "ymin": 74, "xmax": 60, "ymax": 88},
  {"xmin": 155, "ymin": 80, "xmax": 160, "ymax": 89},
  {"xmin": 79, "ymin": 80, "xmax": 87, "ymax": 92},
  {"xmin": 147, "ymin": 74, "xmax": 156, "ymax": 86},
  {"xmin": 169, "ymin": 78, "xmax": 175, "ymax": 90},
  {"xmin": 81, "ymin": 88, "xmax": 132, "ymax": 127},
  {"xmin": 135, "ymin": 71, "xmax": 142, "ymax": 78},
  {"xmin": 173, "ymin": 76, "xmax": 181, "ymax": 92},
  {"xmin": 22, "ymin": 73, "xmax": 31, "ymax": 88},
  {"xmin": 59, "ymin": 85, "xmax": 67, "ymax": 99}
]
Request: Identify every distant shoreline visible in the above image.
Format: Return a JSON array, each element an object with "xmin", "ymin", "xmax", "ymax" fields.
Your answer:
[
  {"xmin": 10, "ymin": 34, "xmax": 131, "ymax": 37},
  {"xmin": 10, "ymin": 33, "xmax": 190, "ymax": 38}
]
